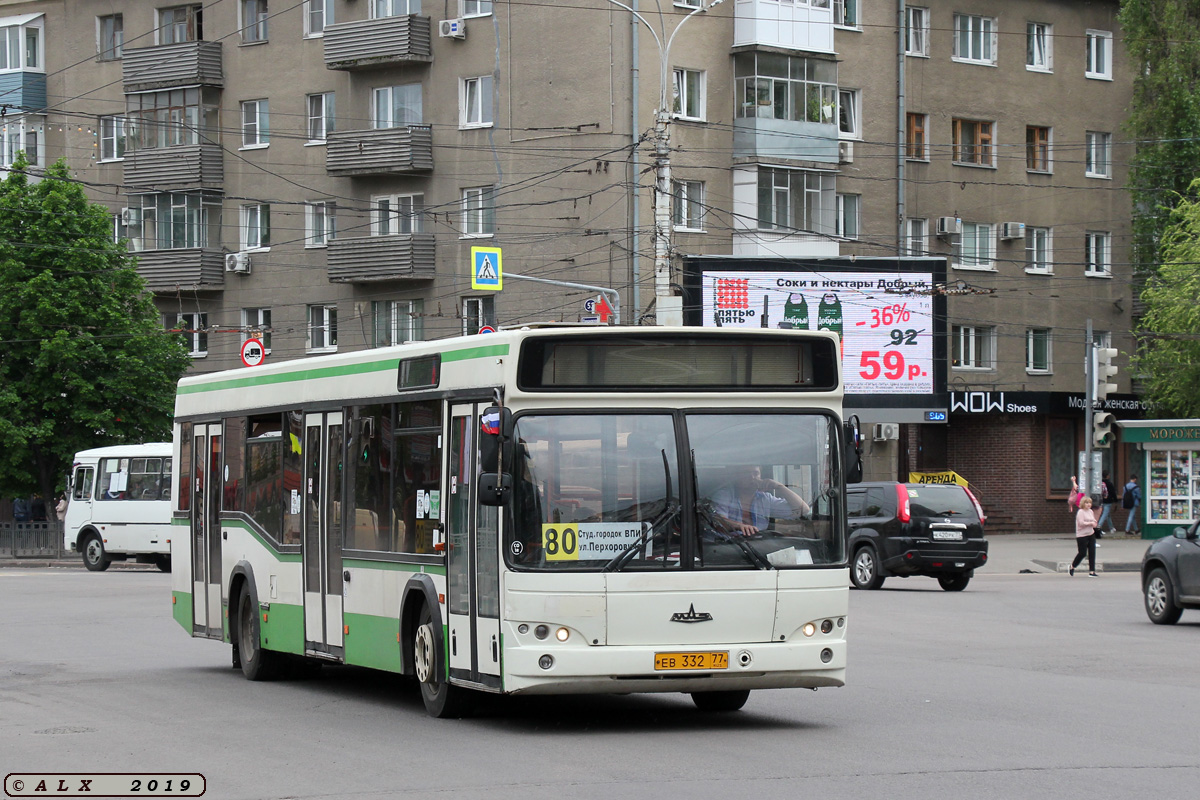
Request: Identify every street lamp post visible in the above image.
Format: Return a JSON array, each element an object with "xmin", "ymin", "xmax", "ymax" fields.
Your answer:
[{"xmin": 606, "ymin": 0, "xmax": 724, "ymax": 324}]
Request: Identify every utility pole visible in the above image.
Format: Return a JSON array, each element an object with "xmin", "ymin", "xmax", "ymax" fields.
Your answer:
[{"xmin": 1085, "ymin": 318, "xmax": 1095, "ymax": 498}]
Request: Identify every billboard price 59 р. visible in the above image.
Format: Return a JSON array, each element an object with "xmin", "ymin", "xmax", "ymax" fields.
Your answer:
[{"xmin": 700, "ymin": 271, "xmax": 934, "ymax": 395}]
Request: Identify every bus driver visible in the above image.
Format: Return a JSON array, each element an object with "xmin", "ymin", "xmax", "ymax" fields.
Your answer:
[{"xmin": 712, "ymin": 465, "xmax": 810, "ymax": 536}]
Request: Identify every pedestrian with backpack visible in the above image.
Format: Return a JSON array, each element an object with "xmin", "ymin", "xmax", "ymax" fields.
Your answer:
[
  {"xmin": 1123, "ymin": 475, "xmax": 1142, "ymax": 535},
  {"xmin": 1097, "ymin": 471, "xmax": 1117, "ymax": 536}
]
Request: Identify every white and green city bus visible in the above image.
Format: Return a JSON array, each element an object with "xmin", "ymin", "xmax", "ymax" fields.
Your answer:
[{"xmin": 170, "ymin": 326, "xmax": 856, "ymax": 716}]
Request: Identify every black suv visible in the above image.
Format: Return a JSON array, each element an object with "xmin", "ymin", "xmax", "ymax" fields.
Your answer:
[
  {"xmin": 1141, "ymin": 520, "xmax": 1200, "ymax": 624},
  {"xmin": 846, "ymin": 482, "xmax": 989, "ymax": 591}
]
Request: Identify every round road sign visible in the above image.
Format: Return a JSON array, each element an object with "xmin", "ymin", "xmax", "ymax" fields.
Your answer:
[
  {"xmin": 240, "ymin": 338, "xmax": 266, "ymax": 367},
  {"xmin": 477, "ymin": 325, "xmax": 497, "ymax": 335}
]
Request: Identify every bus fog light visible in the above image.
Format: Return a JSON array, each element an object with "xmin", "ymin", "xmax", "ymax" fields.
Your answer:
[
  {"xmin": 538, "ymin": 654, "xmax": 554, "ymax": 670},
  {"xmin": 820, "ymin": 648, "xmax": 833, "ymax": 663},
  {"xmin": 518, "ymin": 624, "xmax": 529, "ymax": 635},
  {"xmin": 837, "ymin": 617, "xmax": 845, "ymax": 628},
  {"xmin": 737, "ymin": 650, "xmax": 753, "ymax": 667},
  {"xmin": 534, "ymin": 624, "xmax": 549, "ymax": 640},
  {"xmin": 555, "ymin": 627, "xmax": 569, "ymax": 642},
  {"xmin": 803, "ymin": 622, "xmax": 816, "ymax": 637},
  {"xmin": 821, "ymin": 619, "xmax": 833, "ymax": 634}
]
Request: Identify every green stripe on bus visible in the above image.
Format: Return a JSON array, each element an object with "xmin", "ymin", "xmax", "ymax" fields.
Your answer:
[
  {"xmin": 177, "ymin": 342, "xmax": 509, "ymax": 395},
  {"xmin": 223, "ymin": 519, "xmax": 303, "ymax": 562},
  {"xmin": 342, "ymin": 558, "xmax": 446, "ymax": 575},
  {"xmin": 172, "ymin": 591, "xmax": 192, "ymax": 632}
]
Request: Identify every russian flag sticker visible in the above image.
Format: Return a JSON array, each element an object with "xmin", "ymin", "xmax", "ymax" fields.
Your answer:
[{"xmin": 481, "ymin": 410, "xmax": 501, "ymax": 435}]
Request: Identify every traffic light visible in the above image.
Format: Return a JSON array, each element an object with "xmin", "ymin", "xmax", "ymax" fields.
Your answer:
[
  {"xmin": 1095, "ymin": 346, "xmax": 1119, "ymax": 401},
  {"xmin": 1093, "ymin": 411, "xmax": 1116, "ymax": 448}
]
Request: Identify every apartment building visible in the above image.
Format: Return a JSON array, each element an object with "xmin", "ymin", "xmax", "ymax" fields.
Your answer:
[{"xmin": 2, "ymin": 0, "xmax": 1138, "ymax": 531}]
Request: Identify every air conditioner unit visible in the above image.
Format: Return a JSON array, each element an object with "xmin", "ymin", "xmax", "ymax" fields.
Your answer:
[
  {"xmin": 224, "ymin": 252, "xmax": 251, "ymax": 274},
  {"xmin": 1000, "ymin": 221, "xmax": 1026, "ymax": 241},
  {"xmin": 838, "ymin": 140, "xmax": 854, "ymax": 164},
  {"xmin": 119, "ymin": 207, "xmax": 134, "ymax": 226},
  {"xmin": 438, "ymin": 18, "xmax": 466, "ymax": 39},
  {"xmin": 935, "ymin": 216, "xmax": 961, "ymax": 238},
  {"xmin": 873, "ymin": 423, "xmax": 900, "ymax": 442}
]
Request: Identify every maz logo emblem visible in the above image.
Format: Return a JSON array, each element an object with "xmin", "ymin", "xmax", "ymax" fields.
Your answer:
[{"xmin": 670, "ymin": 604, "xmax": 713, "ymax": 623}]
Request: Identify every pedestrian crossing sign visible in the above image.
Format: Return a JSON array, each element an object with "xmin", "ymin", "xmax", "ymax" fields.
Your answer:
[{"xmin": 471, "ymin": 247, "xmax": 503, "ymax": 290}]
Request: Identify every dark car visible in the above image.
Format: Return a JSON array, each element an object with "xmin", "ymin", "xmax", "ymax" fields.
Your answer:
[
  {"xmin": 1141, "ymin": 520, "xmax": 1200, "ymax": 624},
  {"xmin": 846, "ymin": 482, "xmax": 989, "ymax": 591}
]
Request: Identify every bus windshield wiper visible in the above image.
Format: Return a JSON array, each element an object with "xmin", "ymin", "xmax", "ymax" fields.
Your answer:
[{"xmin": 604, "ymin": 450, "xmax": 677, "ymax": 572}]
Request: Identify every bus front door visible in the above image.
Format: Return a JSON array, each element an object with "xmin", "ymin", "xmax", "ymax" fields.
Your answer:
[
  {"xmin": 446, "ymin": 402, "xmax": 502, "ymax": 690},
  {"xmin": 303, "ymin": 412, "xmax": 344, "ymax": 657},
  {"xmin": 191, "ymin": 424, "xmax": 223, "ymax": 639}
]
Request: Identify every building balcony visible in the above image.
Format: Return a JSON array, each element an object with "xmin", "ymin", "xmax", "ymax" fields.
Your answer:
[
  {"xmin": 124, "ymin": 144, "xmax": 223, "ymax": 191},
  {"xmin": 0, "ymin": 72, "xmax": 46, "ymax": 111},
  {"xmin": 323, "ymin": 16, "xmax": 433, "ymax": 70},
  {"xmin": 326, "ymin": 233, "xmax": 436, "ymax": 283},
  {"xmin": 123, "ymin": 41, "xmax": 223, "ymax": 92},
  {"xmin": 134, "ymin": 248, "xmax": 225, "ymax": 292},
  {"xmin": 326, "ymin": 126, "xmax": 433, "ymax": 176},
  {"xmin": 733, "ymin": 118, "xmax": 840, "ymax": 163}
]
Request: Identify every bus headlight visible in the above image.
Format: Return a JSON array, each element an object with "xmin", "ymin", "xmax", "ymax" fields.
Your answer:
[
  {"xmin": 803, "ymin": 622, "xmax": 817, "ymax": 637},
  {"xmin": 555, "ymin": 627, "xmax": 570, "ymax": 642},
  {"xmin": 538, "ymin": 655, "xmax": 555, "ymax": 670},
  {"xmin": 534, "ymin": 624, "xmax": 549, "ymax": 640}
]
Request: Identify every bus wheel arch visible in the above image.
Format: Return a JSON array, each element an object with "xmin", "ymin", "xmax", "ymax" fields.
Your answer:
[
  {"xmin": 399, "ymin": 575, "xmax": 441, "ymax": 678},
  {"xmin": 230, "ymin": 563, "xmax": 281, "ymax": 680},
  {"xmin": 80, "ymin": 529, "xmax": 110, "ymax": 572}
]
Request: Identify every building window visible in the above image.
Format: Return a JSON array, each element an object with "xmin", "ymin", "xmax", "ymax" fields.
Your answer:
[
  {"xmin": 462, "ymin": 296, "xmax": 495, "ymax": 336},
  {"xmin": 167, "ymin": 312, "xmax": 207, "ymax": 357},
  {"xmin": 675, "ymin": 0, "xmax": 701, "ymax": 8},
  {"xmin": 672, "ymin": 180, "xmax": 705, "ymax": 231},
  {"xmin": 907, "ymin": 218, "xmax": 927, "ymax": 255},
  {"xmin": 953, "ymin": 14, "xmax": 996, "ymax": 65},
  {"xmin": 241, "ymin": 204, "xmax": 270, "ymax": 250},
  {"xmin": 372, "ymin": 0, "xmax": 420, "ymax": 17},
  {"xmin": 373, "ymin": 193, "xmax": 425, "ymax": 235},
  {"xmin": 241, "ymin": 0, "xmax": 268, "ymax": 43},
  {"xmin": 1, "ymin": 19, "xmax": 42, "ymax": 71},
  {"xmin": 906, "ymin": 112, "xmax": 927, "ymax": 160},
  {"xmin": 2, "ymin": 115, "xmax": 41, "ymax": 167},
  {"xmin": 905, "ymin": 7, "xmax": 929, "ymax": 56},
  {"xmin": 1085, "ymin": 232, "xmax": 1112, "ymax": 277},
  {"xmin": 99, "ymin": 116, "xmax": 126, "ymax": 161},
  {"xmin": 1026, "ymin": 125, "xmax": 1051, "ymax": 172},
  {"xmin": 1026, "ymin": 227, "xmax": 1052, "ymax": 273},
  {"xmin": 133, "ymin": 192, "xmax": 219, "ymax": 250},
  {"xmin": 672, "ymin": 68, "xmax": 705, "ymax": 121},
  {"xmin": 373, "ymin": 84, "xmax": 422, "ymax": 128},
  {"xmin": 241, "ymin": 99, "xmax": 269, "ymax": 147},
  {"xmin": 757, "ymin": 167, "xmax": 835, "ymax": 235},
  {"xmin": 734, "ymin": 52, "xmax": 837, "ymax": 123},
  {"xmin": 306, "ymin": 201, "xmax": 335, "ymax": 246},
  {"xmin": 462, "ymin": 186, "xmax": 495, "ymax": 236},
  {"xmin": 1086, "ymin": 29, "xmax": 1113, "ymax": 80},
  {"xmin": 242, "ymin": 308, "xmax": 272, "ymax": 352},
  {"xmin": 307, "ymin": 305, "xmax": 338, "ymax": 352},
  {"xmin": 372, "ymin": 299, "xmax": 425, "ymax": 347},
  {"xmin": 307, "ymin": 92, "xmax": 334, "ymax": 141},
  {"xmin": 836, "ymin": 194, "xmax": 860, "ymax": 239},
  {"xmin": 460, "ymin": 76, "xmax": 494, "ymax": 128},
  {"xmin": 1085, "ymin": 131, "xmax": 1111, "ymax": 178},
  {"xmin": 834, "ymin": 0, "xmax": 858, "ymax": 28},
  {"xmin": 1027, "ymin": 22, "xmax": 1052, "ymax": 71},
  {"xmin": 838, "ymin": 89, "xmax": 860, "ymax": 139},
  {"xmin": 158, "ymin": 5, "xmax": 203, "ymax": 44},
  {"xmin": 125, "ymin": 87, "xmax": 220, "ymax": 151},
  {"xmin": 1026, "ymin": 328, "xmax": 1052, "ymax": 373},
  {"xmin": 952, "ymin": 118, "xmax": 994, "ymax": 167},
  {"xmin": 952, "ymin": 325, "xmax": 994, "ymax": 369},
  {"xmin": 462, "ymin": 0, "xmax": 493, "ymax": 19},
  {"xmin": 306, "ymin": 0, "xmax": 333, "ymax": 35},
  {"xmin": 98, "ymin": 14, "xmax": 124, "ymax": 60},
  {"xmin": 954, "ymin": 222, "xmax": 995, "ymax": 270}
]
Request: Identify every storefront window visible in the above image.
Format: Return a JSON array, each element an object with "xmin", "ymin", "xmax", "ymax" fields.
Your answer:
[
  {"xmin": 1146, "ymin": 449, "xmax": 1200, "ymax": 522},
  {"xmin": 1047, "ymin": 418, "xmax": 1076, "ymax": 494}
]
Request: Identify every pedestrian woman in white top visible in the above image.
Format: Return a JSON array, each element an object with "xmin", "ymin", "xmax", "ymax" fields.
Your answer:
[{"xmin": 1071, "ymin": 496, "xmax": 1099, "ymax": 577}]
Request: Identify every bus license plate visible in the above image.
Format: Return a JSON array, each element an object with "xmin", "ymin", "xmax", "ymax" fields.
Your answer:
[{"xmin": 654, "ymin": 651, "xmax": 729, "ymax": 671}]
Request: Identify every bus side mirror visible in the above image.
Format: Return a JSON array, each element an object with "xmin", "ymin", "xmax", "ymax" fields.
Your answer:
[
  {"xmin": 844, "ymin": 416, "xmax": 864, "ymax": 485},
  {"xmin": 479, "ymin": 406, "xmax": 513, "ymax": 472},
  {"xmin": 478, "ymin": 473, "xmax": 512, "ymax": 507}
]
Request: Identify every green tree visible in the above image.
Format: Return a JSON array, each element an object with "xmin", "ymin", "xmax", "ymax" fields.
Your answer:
[
  {"xmin": 1137, "ymin": 179, "xmax": 1200, "ymax": 416},
  {"xmin": 1120, "ymin": 0, "xmax": 1200, "ymax": 273},
  {"xmin": 0, "ymin": 156, "xmax": 190, "ymax": 518}
]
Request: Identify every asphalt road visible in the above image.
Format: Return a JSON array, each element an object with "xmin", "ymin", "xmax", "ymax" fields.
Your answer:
[{"xmin": 2, "ymin": 568, "xmax": 1197, "ymax": 800}]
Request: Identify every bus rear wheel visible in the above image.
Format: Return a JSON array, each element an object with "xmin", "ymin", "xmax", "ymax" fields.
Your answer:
[
  {"xmin": 237, "ymin": 583, "xmax": 282, "ymax": 681},
  {"xmin": 81, "ymin": 533, "xmax": 110, "ymax": 572},
  {"xmin": 413, "ymin": 605, "xmax": 468, "ymax": 718},
  {"xmin": 154, "ymin": 555, "xmax": 172, "ymax": 573},
  {"xmin": 691, "ymin": 690, "xmax": 751, "ymax": 712}
]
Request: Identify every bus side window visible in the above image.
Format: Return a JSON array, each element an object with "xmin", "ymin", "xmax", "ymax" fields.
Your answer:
[
  {"xmin": 73, "ymin": 468, "xmax": 93, "ymax": 501},
  {"xmin": 161, "ymin": 458, "xmax": 173, "ymax": 500}
]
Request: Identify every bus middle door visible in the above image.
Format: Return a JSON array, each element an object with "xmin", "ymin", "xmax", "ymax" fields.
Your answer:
[
  {"xmin": 446, "ymin": 402, "xmax": 502, "ymax": 690},
  {"xmin": 303, "ymin": 412, "xmax": 344, "ymax": 657},
  {"xmin": 191, "ymin": 424, "xmax": 223, "ymax": 639}
]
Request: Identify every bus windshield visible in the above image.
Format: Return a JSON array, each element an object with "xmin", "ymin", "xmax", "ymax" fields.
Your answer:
[{"xmin": 507, "ymin": 411, "xmax": 843, "ymax": 571}]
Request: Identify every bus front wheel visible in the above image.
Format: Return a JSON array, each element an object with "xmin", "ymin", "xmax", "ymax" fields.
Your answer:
[
  {"xmin": 691, "ymin": 690, "xmax": 751, "ymax": 712},
  {"xmin": 154, "ymin": 555, "xmax": 171, "ymax": 573},
  {"xmin": 236, "ymin": 583, "xmax": 282, "ymax": 681},
  {"xmin": 81, "ymin": 533, "xmax": 110, "ymax": 572},
  {"xmin": 413, "ymin": 605, "xmax": 468, "ymax": 718}
]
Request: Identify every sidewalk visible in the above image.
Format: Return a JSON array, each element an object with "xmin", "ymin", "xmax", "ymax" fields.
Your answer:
[{"xmin": 1, "ymin": 533, "xmax": 1152, "ymax": 575}]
